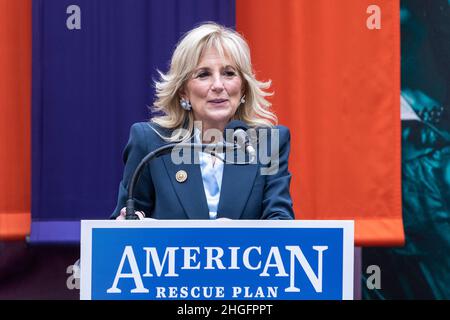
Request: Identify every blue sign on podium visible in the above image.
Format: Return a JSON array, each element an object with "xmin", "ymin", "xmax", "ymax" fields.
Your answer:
[{"xmin": 80, "ymin": 220, "xmax": 354, "ymax": 300}]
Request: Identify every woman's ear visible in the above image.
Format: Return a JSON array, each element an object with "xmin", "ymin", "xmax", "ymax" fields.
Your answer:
[
  {"xmin": 178, "ymin": 87, "xmax": 188, "ymax": 101},
  {"xmin": 241, "ymin": 80, "xmax": 247, "ymax": 98}
]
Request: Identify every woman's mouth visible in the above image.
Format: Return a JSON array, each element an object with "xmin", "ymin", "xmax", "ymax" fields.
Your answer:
[{"xmin": 208, "ymin": 99, "xmax": 228, "ymax": 104}]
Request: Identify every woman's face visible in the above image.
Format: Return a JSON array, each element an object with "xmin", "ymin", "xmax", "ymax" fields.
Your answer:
[{"xmin": 181, "ymin": 47, "xmax": 244, "ymax": 132}]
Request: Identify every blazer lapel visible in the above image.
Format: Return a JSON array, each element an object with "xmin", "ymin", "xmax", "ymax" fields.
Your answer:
[
  {"xmin": 160, "ymin": 137, "xmax": 258, "ymax": 220},
  {"xmin": 162, "ymin": 149, "xmax": 210, "ymax": 219},
  {"xmin": 217, "ymin": 162, "xmax": 258, "ymax": 219}
]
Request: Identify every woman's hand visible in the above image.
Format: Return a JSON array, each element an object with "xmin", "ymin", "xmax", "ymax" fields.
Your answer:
[{"xmin": 116, "ymin": 207, "xmax": 145, "ymax": 220}]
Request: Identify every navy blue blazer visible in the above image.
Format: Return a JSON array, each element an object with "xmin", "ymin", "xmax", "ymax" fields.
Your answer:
[{"xmin": 111, "ymin": 122, "xmax": 294, "ymax": 220}]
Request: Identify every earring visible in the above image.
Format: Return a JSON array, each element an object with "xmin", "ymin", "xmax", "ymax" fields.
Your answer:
[
  {"xmin": 240, "ymin": 95, "xmax": 246, "ymax": 104},
  {"xmin": 180, "ymin": 99, "xmax": 192, "ymax": 111}
]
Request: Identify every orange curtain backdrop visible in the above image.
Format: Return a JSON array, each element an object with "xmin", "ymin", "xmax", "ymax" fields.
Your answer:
[
  {"xmin": 237, "ymin": 0, "xmax": 402, "ymax": 246},
  {"xmin": 0, "ymin": 0, "xmax": 31, "ymax": 239}
]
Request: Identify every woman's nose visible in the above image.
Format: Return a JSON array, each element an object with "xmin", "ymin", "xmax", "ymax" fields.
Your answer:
[{"xmin": 211, "ymin": 74, "xmax": 225, "ymax": 92}]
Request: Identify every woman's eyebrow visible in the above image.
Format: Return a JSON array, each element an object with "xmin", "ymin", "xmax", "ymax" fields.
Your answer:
[
  {"xmin": 193, "ymin": 66, "xmax": 210, "ymax": 72},
  {"xmin": 195, "ymin": 64, "xmax": 236, "ymax": 70}
]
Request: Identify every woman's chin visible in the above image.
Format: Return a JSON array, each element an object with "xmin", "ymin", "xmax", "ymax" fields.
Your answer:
[{"xmin": 205, "ymin": 110, "xmax": 234, "ymax": 124}]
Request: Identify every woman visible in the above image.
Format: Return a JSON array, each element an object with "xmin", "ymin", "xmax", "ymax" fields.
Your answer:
[{"xmin": 111, "ymin": 22, "xmax": 293, "ymax": 220}]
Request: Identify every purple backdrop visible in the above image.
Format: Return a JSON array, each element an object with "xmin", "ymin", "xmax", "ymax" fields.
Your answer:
[{"xmin": 31, "ymin": 0, "xmax": 235, "ymax": 242}]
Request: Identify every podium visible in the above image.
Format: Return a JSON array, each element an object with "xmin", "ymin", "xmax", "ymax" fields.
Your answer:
[{"xmin": 80, "ymin": 220, "xmax": 354, "ymax": 300}]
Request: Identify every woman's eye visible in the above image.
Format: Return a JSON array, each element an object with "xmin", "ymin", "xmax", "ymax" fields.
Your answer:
[
  {"xmin": 224, "ymin": 70, "xmax": 236, "ymax": 77},
  {"xmin": 196, "ymin": 72, "xmax": 210, "ymax": 78}
]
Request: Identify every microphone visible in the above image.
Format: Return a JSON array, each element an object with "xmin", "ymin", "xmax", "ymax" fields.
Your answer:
[
  {"xmin": 225, "ymin": 120, "xmax": 256, "ymax": 162},
  {"xmin": 125, "ymin": 121, "xmax": 255, "ymax": 219},
  {"xmin": 125, "ymin": 133, "xmax": 236, "ymax": 220}
]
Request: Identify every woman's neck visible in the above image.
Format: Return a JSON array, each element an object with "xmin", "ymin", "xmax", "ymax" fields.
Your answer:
[{"xmin": 194, "ymin": 121, "xmax": 226, "ymax": 144}]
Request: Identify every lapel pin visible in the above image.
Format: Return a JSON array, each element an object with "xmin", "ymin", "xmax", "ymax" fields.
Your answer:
[{"xmin": 175, "ymin": 170, "xmax": 188, "ymax": 183}]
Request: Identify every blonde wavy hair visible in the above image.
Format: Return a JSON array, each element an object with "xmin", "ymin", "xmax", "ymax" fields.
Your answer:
[{"xmin": 151, "ymin": 22, "xmax": 277, "ymax": 141}]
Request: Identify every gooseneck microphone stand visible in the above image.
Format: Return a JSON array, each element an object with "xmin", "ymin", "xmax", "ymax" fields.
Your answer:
[{"xmin": 125, "ymin": 141, "xmax": 238, "ymax": 219}]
